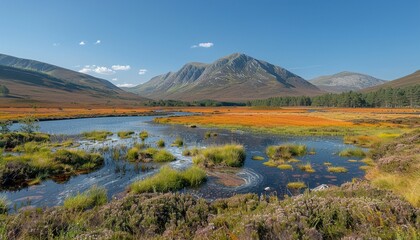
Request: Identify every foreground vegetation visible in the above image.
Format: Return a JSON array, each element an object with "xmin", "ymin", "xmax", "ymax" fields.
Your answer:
[
  {"xmin": 0, "ymin": 181, "xmax": 418, "ymax": 239},
  {"xmin": 189, "ymin": 144, "xmax": 246, "ymax": 167}
]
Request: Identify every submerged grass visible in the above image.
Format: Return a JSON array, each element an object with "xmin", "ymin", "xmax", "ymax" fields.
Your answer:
[
  {"xmin": 339, "ymin": 148, "xmax": 366, "ymax": 157},
  {"xmin": 131, "ymin": 166, "xmax": 207, "ymax": 193},
  {"xmin": 328, "ymin": 166, "xmax": 349, "ymax": 173},
  {"xmin": 63, "ymin": 186, "xmax": 107, "ymax": 211}
]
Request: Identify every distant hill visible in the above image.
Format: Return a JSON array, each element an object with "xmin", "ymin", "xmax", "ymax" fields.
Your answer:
[
  {"xmin": 0, "ymin": 53, "xmax": 147, "ymax": 107},
  {"xmin": 362, "ymin": 70, "xmax": 420, "ymax": 92},
  {"xmin": 126, "ymin": 53, "xmax": 323, "ymax": 102},
  {"xmin": 310, "ymin": 71, "xmax": 386, "ymax": 93}
]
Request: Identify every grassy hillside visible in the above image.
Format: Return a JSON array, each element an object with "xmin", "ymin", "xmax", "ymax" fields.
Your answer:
[{"xmin": 362, "ymin": 70, "xmax": 420, "ymax": 92}]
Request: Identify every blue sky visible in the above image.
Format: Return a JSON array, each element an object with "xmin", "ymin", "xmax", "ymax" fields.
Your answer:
[{"xmin": 1, "ymin": 0, "xmax": 419, "ymax": 87}]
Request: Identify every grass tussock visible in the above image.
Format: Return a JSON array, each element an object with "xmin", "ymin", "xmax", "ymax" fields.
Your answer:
[
  {"xmin": 251, "ymin": 155, "xmax": 265, "ymax": 161},
  {"xmin": 344, "ymin": 135, "xmax": 381, "ymax": 148},
  {"xmin": 156, "ymin": 139, "xmax": 165, "ymax": 148},
  {"xmin": 277, "ymin": 164, "xmax": 293, "ymax": 170},
  {"xmin": 287, "ymin": 181, "xmax": 307, "ymax": 189},
  {"xmin": 339, "ymin": 148, "xmax": 366, "ymax": 157},
  {"xmin": 182, "ymin": 147, "xmax": 200, "ymax": 156},
  {"xmin": 82, "ymin": 130, "xmax": 112, "ymax": 141},
  {"xmin": 139, "ymin": 131, "xmax": 149, "ymax": 141},
  {"xmin": 131, "ymin": 166, "xmax": 207, "ymax": 193},
  {"xmin": 0, "ymin": 195, "xmax": 8, "ymax": 214},
  {"xmin": 127, "ymin": 147, "xmax": 175, "ymax": 163},
  {"xmin": 117, "ymin": 131, "xmax": 134, "ymax": 139},
  {"xmin": 266, "ymin": 144, "xmax": 307, "ymax": 161},
  {"xmin": 298, "ymin": 162, "xmax": 315, "ymax": 173},
  {"xmin": 63, "ymin": 186, "xmax": 107, "ymax": 211},
  {"xmin": 327, "ymin": 166, "xmax": 349, "ymax": 173},
  {"xmin": 171, "ymin": 137, "xmax": 183, "ymax": 147},
  {"xmin": 192, "ymin": 144, "xmax": 246, "ymax": 168}
]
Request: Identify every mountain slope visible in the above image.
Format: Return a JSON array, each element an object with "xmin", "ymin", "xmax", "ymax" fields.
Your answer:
[
  {"xmin": 310, "ymin": 72, "xmax": 386, "ymax": 93},
  {"xmin": 127, "ymin": 53, "xmax": 323, "ymax": 101},
  {"xmin": 362, "ymin": 70, "xmax": 420, "ymax": 92},
  {"xmin": 0, "ymin": 53, "xmax": 147, "ymax": 107}
]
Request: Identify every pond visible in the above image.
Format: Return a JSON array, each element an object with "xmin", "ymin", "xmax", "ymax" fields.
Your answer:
[{"xmin": 3, "ymin": 113, "xmax": 366, "ymax": 209}]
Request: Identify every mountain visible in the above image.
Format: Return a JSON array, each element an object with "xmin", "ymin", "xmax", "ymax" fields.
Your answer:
[
  {"xmin": 0, "ymin": 53, "xmax": 147, "ymax": 107},
  {"xmin": 310, "ymin": 71, "xmax": 386, "ymax": 93},
  {"xmin": 126, "ymin": 53, "xmax": 323, "ymax": 101},
  {"xmin": 362, "ymin": 70, "xmax": 420, "ymax": 92}
]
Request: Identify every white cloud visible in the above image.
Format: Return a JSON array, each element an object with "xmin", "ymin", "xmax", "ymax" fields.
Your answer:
[
  {"xmin": 79, "ymin": 41, "xmax": 86, "ymax": 46},
  {"xmin": 112, "ymin": 65, "xmax": 131, "ymax": 71},
  {"xmin": 116, "ymin": 83, "xmax": 135, "ymax": 88},
  {"xmin": 138, "ymin": 69, "xmax": 148, "ymax": 75},
  {"xmin": 191, "ymin": 42, "xmax": 214, "ymax": 48},
  {"xmin": 94, "ymin": 40, "xmax": 101, "ymax": 45},
  {"xmin": 111, "ymin": 78, "xmax": 118, "ymax": 81},
  {"xmin": 79, "ymin": 65, "xmax": 115, "ymax": 75}
]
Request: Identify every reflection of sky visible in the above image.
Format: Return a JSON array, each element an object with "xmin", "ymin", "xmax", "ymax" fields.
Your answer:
[{"xmin": 4, "ymin": 114, "xmax": 366, "ymax": 209}]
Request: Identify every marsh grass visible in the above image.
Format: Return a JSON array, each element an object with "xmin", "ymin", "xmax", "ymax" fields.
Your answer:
[
  {"xmin": 308, "ymin": 148, "xmax": 316, "ymax": 155},
  {"xmin": 278, "ymin": 164, "xmax": 293, "ymax": 170},
  {"xmin": 339, "ymin": 148, "xmax": 366, "ymax": 157},
  {"xmin": 117, "ymin": 131, "xmax": 134, "ymax": 139},
  {"xmin": 263, "ymin": 160, "xmax": 279, "ymax": 167},
  {"xmin": 343, "ymin": 135, "xmax": 381, "ymax": 148},
  {"xmin": 359, "ymin": 165, "xmax": 371, "ymax": 171},
  {"xmin": 360, "ymin": 158, "xmax": 375, "ymax": 166},
  {"xmin": 153, "ymin": 149, "xmax": 176, "ymax": 162},
  {"xmin": 127, "ymin": 146, "xmax": 175, "ymax": 162},
  {"xmin": 139, "ymin": 131, "xmax": 149, "ymax": 141},
  {"xmin": 204, "ymin": 131, "xmax": 218, "ymax": 139},
  {"xmin": 287, "ymin": 181, "xmax": 307, "ymax": 189},
  {"xmin": 192, "ymin": 144, "xmax": 246, "ymax": 167},
  {"xmin": 171, "ymin": 137, "xmax": 184, "ymax": 147},
  {"xmin": 251, "ymin": 156, "xmax": 265, "ymax": 161},
  {"xmin": 298, "ymin": 162, "xmax": 315, "ymax": 173},
  {"xmin": 63, "ymin": 186, "xmax": 107, "ymax": 211},
  {"xmin": 156, "ymin": 139, "xmax": 165, "ymax": 148},
  {"xmin": 347, "ymin": 159, "xmax": 358, "ymax": 163},
  {"xmin": 327, "ymin": 166, "xmax": 348, "ymax": 173},
  {"xmin": 82, "ymin": 130, "xmax": 112, "ymax": 141},
  {"xmin": 131, "ymin": 166, "xmax": 207, "ymax": 193},
  {"xmin": 0, "ymin": 196, "xmax": 7, "ymax": 214},
  {"xmin": 182, "ymin": 147, "xmax": 200, "ymax": 156},
  {"xmin": 266, "ymin": 144, "xmax": 307, "ymax": 161}
]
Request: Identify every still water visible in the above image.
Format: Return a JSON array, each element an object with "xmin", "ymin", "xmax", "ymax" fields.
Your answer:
[{"xmin": 3, "ymin": 114, "xmax": 365, "ymax": 208}]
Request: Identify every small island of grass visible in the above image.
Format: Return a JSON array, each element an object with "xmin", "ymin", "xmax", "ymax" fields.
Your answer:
[
  {"xmin": 82, "ymin": 130, "xmax": 113, "ymax": 141},
  {"xmin": 191, "ymin": 144, "xmax": 246, "ymax": 168}
]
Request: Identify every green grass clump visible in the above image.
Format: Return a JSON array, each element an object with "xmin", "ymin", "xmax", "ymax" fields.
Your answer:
[
  {"xmin": 156, "ymin": 139, "xmax": 165, "ymax": 148},
  {"xmin": 298, "ymin": 162, "xmax": 315, "ymax": 173},
  {"xmin": 0, "ymin": 132, "xmax": 50, "ymax": 150},
  {"xmin": 359, "ymin": 165, "xmax": 371, "ymax": 171},
  {"xmin": 339, "ymin": 148, "xmax": 366, "ymax": 157},
  {"xmin": 127, "ymin": 147, "xmax": 140, "ymax": 161},
  {"xmin": 139, "ymin": 131, "xmax": 149, "ymax": 141},
  {"xmin": 323, "ymin": 162, "xmax": 332, "ymax": 166},
  {"xmin": 348, "ymin": 159, "xmax": 358, "ymax": 163},
  {"xmin": 266, "ymin": 144, "xmax": 307, "ymax": 161},
  {"xmin": 82, "ymin": 130, "xmax": 112, "ymax": 141},
  {"xmin": 361, "ymin": 158, "xmax": 375, "ymax": 166},
  {"xmin": 308, "ymin": 148, "xmax": 316, "ymax": 155},
  {"xmin": 263, "ymin": 160, "xmax": 279, "ymax": 167},
  {"xmin": 171, "ymin": 137, "xmax": 184, "ymax": 147},
  {"xmin": 153, "ymin": 149, "xmax": 176, "ymax": 162},
  {"xmin": 0, "ymin": 196, "xmax": 8, "ymax": 214},
  {"xmin": 182, "ymin": 147, "xmax": 200, "ymax": 156},
  {"xmin": 63, "ymin": 186, "xmax": 107, "ymax": 211},
  {"xmin": 204, "ymin": 131, "xmax": 218, "ymax": 139},
  {"xmin": 287, "ymin": 181, "xmax": 307, "ymax": 189},
  {"xmin": 327, "ymin": 166, "xmax": 348, "ymax": 173},
  {"xmin": 131, "ymin": 166, "xmax": 207, "ymax": 193},
  {"xmin": 344, "ymin": 135, "xmax": 380, "ymax": 148},
  {"xmin": 117, "ymin": 131, "xmax": 134, "ymax": 139},
  {"xmin": 192, "ymin": 144, "xmax": 246, "ymax": 167},
  {"xmin": 278, "ymin": 164, "xmax": 293, "ymax": 170},
  {"xmin": 252, "ymin": 156, "xmax": 265, "ymax": 161}
]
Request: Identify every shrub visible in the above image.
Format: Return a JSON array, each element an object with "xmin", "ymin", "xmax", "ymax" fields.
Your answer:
[
  {"xmin": 82, "ymin": 130, "xmax": 112, "ymax": 141},
  {"xmin": 172, "ymin": 137, "xmax": 184, "ymax": 147},
  {"xmin": 327, "ymin": 166, "xmax": 348, "ymax": 173},
  {"xmin": 63, "ymin": 186, "xmax": 107, "ymax": 211},
  {"xmin": 287, "ymin": 181, "xmax": 307, "ymax": 189},
  {"xmin": 19, "ymin": 116, "xmax": 40, "ymax": 134},
  {"xmin": 156, "ymin": 139, "xmax": 165, "ymax": 148},
  {"xmin": 192, "ymin": 144, "xmax": 246, "ymax": 167},
  {"xmin": 339, "ymin": 148, "xmax": 366, "ymax": 157},
  {"xmin": 117, "ymin": 131, "xmax": 134, "ymax": 139},
  {"xmin": 139, "ymin": 131, "xmax": 149, "ymax": 141}
]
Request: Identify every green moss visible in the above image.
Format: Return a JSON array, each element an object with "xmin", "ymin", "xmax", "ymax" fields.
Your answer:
[
  {"xmin": 327, "ymin": 166, "xmax": 349, "ymax": 173},
  {"xmin": 117, "ymin": 131, "xmax": 134, "ymax": 139},
  {"xmin": 63, "ymin": 186, "xmax": 107, "ymax": 211},
  {"xmin": 339, "ymin": 148, "xmax": 366, "ymax": 157},
  {"xmin": 82, "ymin": 130, "xmax": 112, "ymax": 141},
  {"xmin": 287, "ymin": 181, "xmax": 307, "ymax": 189}
]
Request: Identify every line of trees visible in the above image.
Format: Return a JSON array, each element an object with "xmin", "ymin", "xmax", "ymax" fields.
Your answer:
[{"xmin": 248, "ymin": 85, "xmax": 420, "ymax": 108}]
